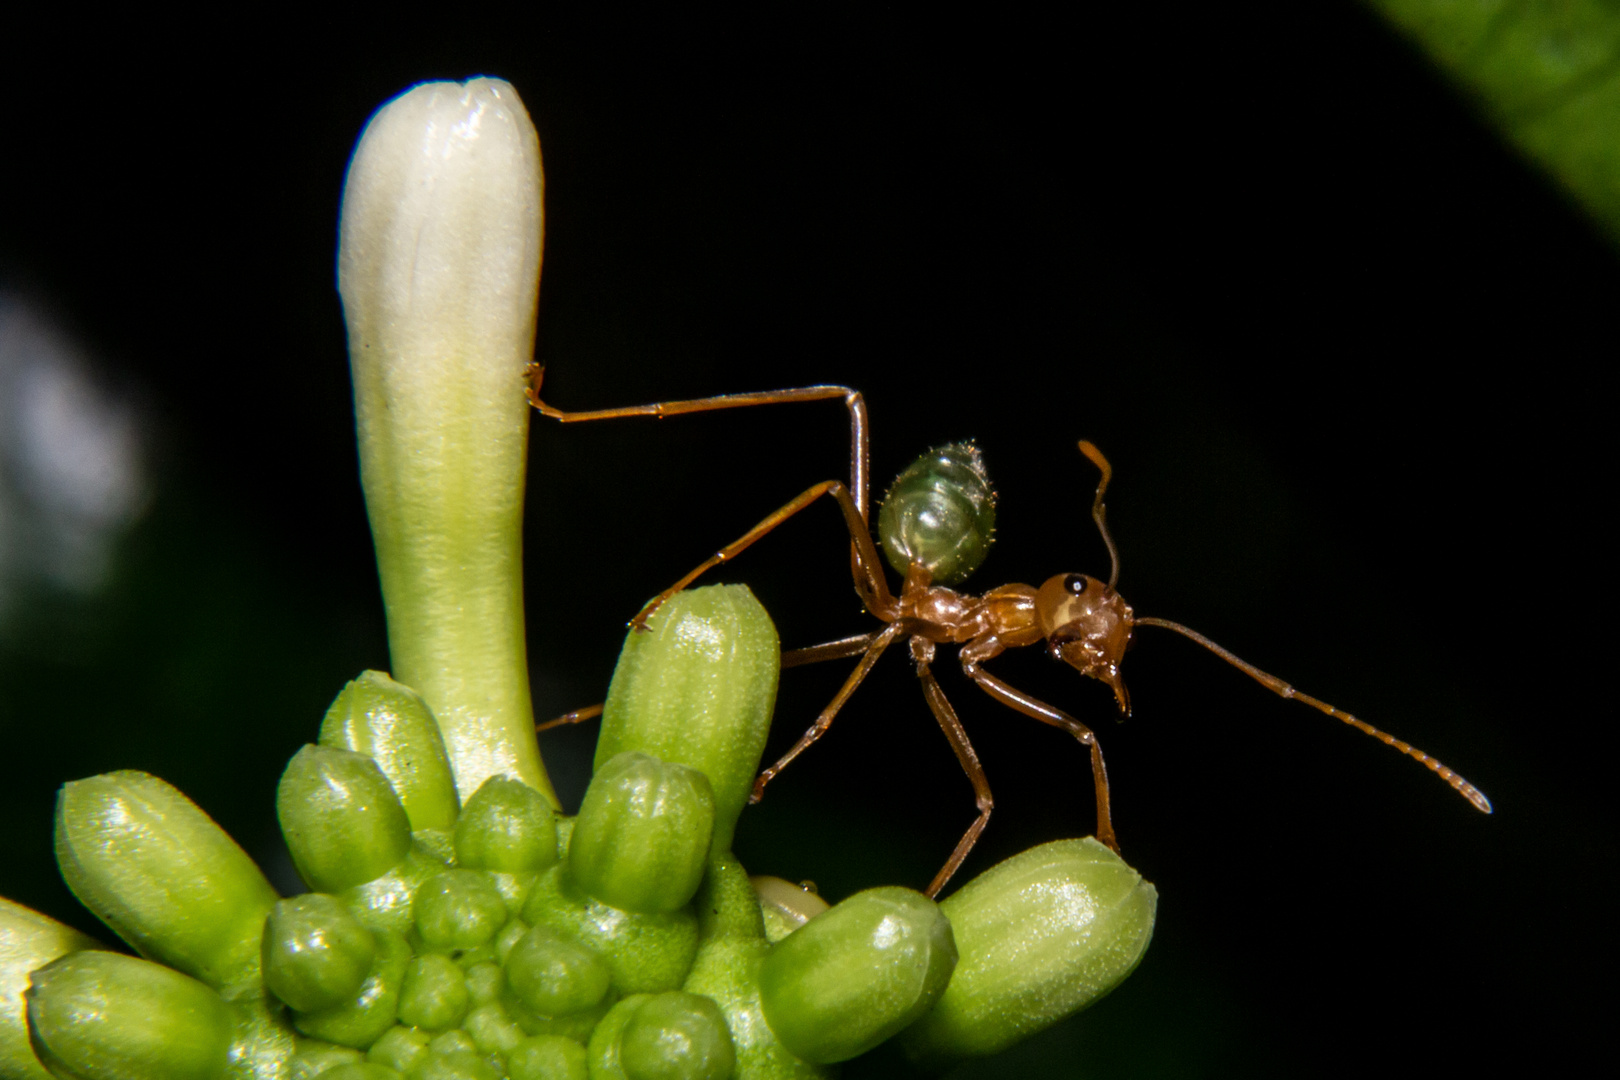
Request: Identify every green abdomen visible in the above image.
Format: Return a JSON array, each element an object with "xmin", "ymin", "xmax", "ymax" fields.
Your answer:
[{"xmin": 877, "ymin": 442, "xmax": 996, "ymax": 586}]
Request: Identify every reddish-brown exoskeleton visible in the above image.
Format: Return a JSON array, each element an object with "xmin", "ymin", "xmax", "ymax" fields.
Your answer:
[{"xmin": 528, "ymin": 367, "xmax": 1492, "ymax": 897}]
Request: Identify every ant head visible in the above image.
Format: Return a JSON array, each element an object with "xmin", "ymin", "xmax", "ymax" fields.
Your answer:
[{"xmin": 1035, "ymin": 573, "xmax": 1134, "ymax": 715}]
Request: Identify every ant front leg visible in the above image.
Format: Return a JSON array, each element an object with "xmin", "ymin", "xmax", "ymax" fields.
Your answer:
[{"xmin": 960, "ymin": 643, "xmax": 1118, "ymax": 853}]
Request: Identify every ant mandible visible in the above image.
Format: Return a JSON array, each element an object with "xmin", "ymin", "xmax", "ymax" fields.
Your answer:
[{"xmin": 527, "ymin": 366, "xmax": 1492, "ymax": 898}]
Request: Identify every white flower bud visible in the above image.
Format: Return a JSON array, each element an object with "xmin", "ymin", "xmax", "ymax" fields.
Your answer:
[{"xmin": 338, "ymin": 78, "xmax": 553, "ymax": 805}]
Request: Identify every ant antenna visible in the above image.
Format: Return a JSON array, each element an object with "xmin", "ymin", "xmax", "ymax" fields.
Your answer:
[
  {"xmin": 1133, "ymin": 616, "xmax": 1494, "ymax": 815},
  {"xmin": 1076, "ymin": 440, "xmax": 1121, "ymax": 591}
]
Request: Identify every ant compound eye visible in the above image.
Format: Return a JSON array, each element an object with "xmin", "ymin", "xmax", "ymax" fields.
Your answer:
[{"xmin": 1064, "ymin": 574, "xmax": 1088, "ymax": 595}]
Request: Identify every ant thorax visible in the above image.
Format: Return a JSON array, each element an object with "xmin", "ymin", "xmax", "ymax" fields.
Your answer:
[{"xmin": 894, "ymin": 561, "xmax": 998, "ymax": 644}]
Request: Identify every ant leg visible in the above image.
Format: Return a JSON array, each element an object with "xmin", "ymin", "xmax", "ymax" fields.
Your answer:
[
  {"xmin": 629, "ymin": 478, "xmax": 895, "ymax": 629},
  {"xmin": 530, "ymin": 366, "xmax": 887, "ymax": 624},
  {"xmin": 752, "ymin": 622, "xmax": 907, "ymax": 802},
  {"xmin": 913, "ymin": 650, "xmax": 995, "ymax": 899},
  {"xmin": 535, "ymin": 704, "xmax": 603, "ymax": 733},
  {"xmin": 782, "ymin": 631, "xmax": 885, "ymax": 669},
  {"xmin": 538, "ymin": 631, "xmax": 880, "ymax": 733},
  {"xmin": 961, "ymin": 659, "xmax": 1118, "ymax": 853},
  {"xmin": 527, "ymin": 366, "xmax": 873, "ymax": 520}
]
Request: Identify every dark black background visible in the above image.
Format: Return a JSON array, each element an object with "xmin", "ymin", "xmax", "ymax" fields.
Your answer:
[{"xmin": 1, "ymin": 5, "xmax": 1610, "ymax": 1076}]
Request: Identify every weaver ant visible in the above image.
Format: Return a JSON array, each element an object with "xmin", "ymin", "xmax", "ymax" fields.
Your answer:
[{"xmin": 527, "ymin": 366, "xmax": 1492, "ymax": 897}]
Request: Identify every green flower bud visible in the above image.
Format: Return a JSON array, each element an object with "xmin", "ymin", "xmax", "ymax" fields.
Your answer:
[
  {"xmin": 495, "ymin": 917, "xmax": 529, "ymax": 963},
  {"xmin": 413, "ymin": 870, "xmax": 508, "ymax": 950},
  {"xmin": 504, "ymin": 992, "xmax": 615, "ymax": 1046},
  {"xmin": 589, "ymin": 992, "xmax": 734, "ymax": 1080},
  {"xmin": 341, "ymin": 843, "xmax": 444, "ymax": 937},
  {"xmin": 428, "ymin": 1028, "xmax": 479, "ymax": 1056},
  {"xmin": 758, "ymin": 886, "xmax": 956, "ymax": 1064},
  {"xmin": 683, "ymin": 934, "xmax": 831, "ymax": 1080},
  {"xmin": 899, "ymin": 838, "xmax": 1157, "ymax": 1066},
  {"xmin": 750, "ymin": 877, "xmax": 829, "ymax": 945},
  {"xmin": 25, "ymin": 951, "xmax": 232, "ymax": 1080},
  {"xmin": 413, "ymin": 827, "xmax": 458, "ymax": 866},
  {"xmin": 321, "ymin": 1065, "xmax": 403, "ymax": 1080},
  {"xmin": 487, "ymin": 872, "xmax": 539, "ymax": 920},
  {"xmin": 53, "ymin": 771, "xmax": 278, "ymax": 990},
  {"xmin": 291, "ymin": 928, "xmax": 411, "ymax": 1049},
  {"xmin": 507, "ymin": 1034, "xmax": 588, "ymax": 1080},
  {"xmin": 506, "ymin": 924, "xmax": 611, "ymax": 1018},
  {"xmin": 683, "ymin": 863, "xmax": 831, "ymax": 1080},
  {"xmin": 0, "ymin": 897, "xmax": 100, "ymax": 1080},
  {"xmin": 414, "ymin": 1049, "xmax": 500, "ymax": 1080},
  {"xmin": 584, "ymin": 994, "xmax": 646, "ymax": 1080},
  {"xmin": 415, "ymin": 1028, "xmax": 504, "ymax": 1080},
  {"xmin": 451, "ymin": 942, "xmax": 498, "ymax": 970},
  {"xmin": 463, "ymin": 1000, "xmax": 525, "ymax": 1056},
  {"xmin": 322, "ymin": 671, "xmax": 461, "ymax": 831},
  {"xmin": 290, "ymin": 1039, "xmax": 364, "ymax": 1078},
  {"xmin": 597, "ymin": 585, "xmax": 779, "ymax": 853},
  {"xmin": 571, "ymin": 752, "xmax": 714, "ymax": 914},
  {"xmin": 279, "ymin": 745, "xmax": 413, "ymax": 893},
  {"xmin": 463, "ymin": 961, "xmax": 505, "ymax": 1004},
  {"xmin": 455, "ymin": 776, "xmax": 559, "ymax": 875},
  {"xmin": 340, "ymin": 77, "xmax": 554, "ymax": 809},
  {"xmin": 522, "ymin": 866, "xmax": 698, "ymax": 996},
  {"xmin": 366, "ymin": 1024, "xmax": 430, "ymax": 1073},
  {"xmin": 228, "ymin": 995, "xmax": 300, "ymax": 1078},
  {"xmin": 263, "ymin": 894, "xmax": 378, "ymax": 1013},
  {"xmin": 397, "ymin": 954, "xmax": 470, "ymax": 1031},
  {"xmin": 619, "ymin": 991, "xmax": 735, "ymax": 1080}
]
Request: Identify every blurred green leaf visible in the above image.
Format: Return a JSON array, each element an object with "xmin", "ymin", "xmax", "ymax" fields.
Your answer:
[{"xmin": 1370, "ymin": 0, "xmax": 1620, "ymax": 240}]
